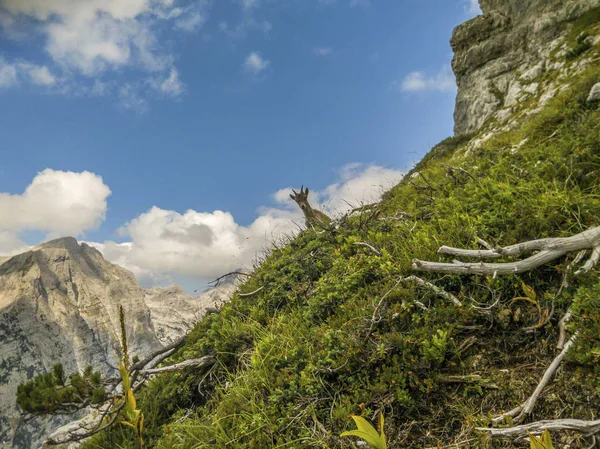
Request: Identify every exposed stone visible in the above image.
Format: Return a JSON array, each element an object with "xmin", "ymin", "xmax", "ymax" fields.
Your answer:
[
  {"xmin": 520, "ymin": 62, "xmax": 544, "ymax": 81},
  {"xmin": 0, "ymin": 238, "xmax": 235, "ymax": 448},
  {"xmin": 539, "ymin": 87, "xmax": 558, "ymax": 106},
  {"xmin": 144, "ymin": 282, "xmax": 235, "ymax": 344},
  {"xmin": 587, "ymin": 82, "xmax": 600, "ymax": 101},
  {"xmin": 496, "ymin": 108, "xmax": 514, "ymax": 122},
  {"xmin": 452, "ymin": 0, "xmax": 600, "ymax": 135},
  {"xmin": 523, "ymin": 82, "xmax": 539, "ymax": 95}
]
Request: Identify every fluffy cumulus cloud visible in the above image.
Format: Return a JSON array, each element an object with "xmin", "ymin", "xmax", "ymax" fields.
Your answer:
[
  {"xmin": 394, "ymin": 65, "xmax": 456, "ymax": 93},
  {"xmin": 0, "ymin": 169, "xmax": 111, "ymax": 254},
  {"xmin": 0, "ymin": 0, "xmax": 206, "ymax": 104},
  {"xmin": 92, "ymin": 163, "xmax": 403, "ymax": 284}
]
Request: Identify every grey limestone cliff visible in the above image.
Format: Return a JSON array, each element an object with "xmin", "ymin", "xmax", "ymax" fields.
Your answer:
[{"xmin": 452, "ymin": 0, "xmax": 600, "ymax": 135}]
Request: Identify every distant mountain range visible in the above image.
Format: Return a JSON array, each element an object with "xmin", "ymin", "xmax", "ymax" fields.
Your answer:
[{"xmin": 0, "ymin": 237, "xmax": 235, "ymax": 449}]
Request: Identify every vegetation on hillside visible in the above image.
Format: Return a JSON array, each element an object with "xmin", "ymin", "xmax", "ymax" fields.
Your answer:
[
  {"xmin": 16, "ymin": 14, "xmax": 600, "ymax": 448},
  {"xmin": 72, "ymin": 63, "xmax": 600, "ymax": 448}
]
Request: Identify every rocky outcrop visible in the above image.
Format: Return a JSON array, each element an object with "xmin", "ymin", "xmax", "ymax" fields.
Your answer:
[
  {"xmin": 0, "ymin": 239, "xmax": 158, "ymax": 448},
  {"xmin": 0, "ymin": 237, "xmax": 237, "ymax": 448},
  {"xmin": 452, "ymin": 0, "xmax": 600, "ymax": 135},
  {"xmin": 144, "ymin": 282, "xmax": 235, "ymax": 344}
]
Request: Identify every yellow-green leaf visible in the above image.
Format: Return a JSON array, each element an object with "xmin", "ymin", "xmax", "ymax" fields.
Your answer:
[
  {"xmin": 340, "ymin": 415, "xmax": 387, "ymax": 449},
  {"xmin": 119, "ymin": 361, "xmax": 131, "ymax": 392},
  {"xmin": 521, "ymin": 281, "xmax": 536, "ymax": 300},
  {"xmin": 126, "ymin": 389, "xmax": 137, "ymax": 412},
  {"xmin": 529, "ymin": 430, "xmax": 554, "ymax": 449}
]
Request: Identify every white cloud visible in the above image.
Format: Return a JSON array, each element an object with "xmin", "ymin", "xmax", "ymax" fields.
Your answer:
[
  {"xmin": 313, "ymin": 47, "xmax": 332, "ymax": 56},
  {"xmin": 394, "ymin": 65, "xmax": 456, "ymax": 93},
  {"xmin": 0, "ymin": 231, "xmax": 28, "ymax": 256},
  {"xmin": 0, "ymin": 58, "xmax": 18, "ymax": 87},
  {"xmin": 2, "ymin": 0, "xmax": 161, "ymax": 75},
  {"xmin": 0, "ymin": 169, "xmax": 111, "ymax": 236},
  {"xmin": 154, "ymin": 68, "xmax": 183, "ymax": 97},
  {"xmin": 175, "ymin": 11, "xmax": 206, "ymax": 32},
  {"xmin": 19, "ymin": 62, "xmax": 57, "ymax": 85},
  {"xmin": 0, "ymin": 0, "xmax": 208, "ymax": 105},
  {"xmin": 0, "ymin": 57, "xmax": 57, "ymax": 88},
  {"xmin": 244, "ymin": 51, "xmax": 270, "ymax": 74},
  {"xmin": 90, "ymin": 206, "xmax": 298, "ymax": 282},
  {"xmin": 93, "ymin": 164, "xmax": 403, "ymax": 283}
]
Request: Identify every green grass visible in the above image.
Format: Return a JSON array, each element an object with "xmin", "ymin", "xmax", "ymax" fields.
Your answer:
[{"xmin": 78, "ymin": 62, "xmax": 600, "ymax": 449}]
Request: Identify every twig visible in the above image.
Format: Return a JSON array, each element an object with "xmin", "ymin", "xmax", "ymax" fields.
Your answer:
[
  {"xmin": 238, "ymin": 286, "xmax": 264, "ymax": 297},
  {"xmin": 401, "ymin": 275, "xmax": 462, "ymax": 306},
  {"xmin": 557, "ymin": 311, "xmax": 572, "ymax": 350},
  {"xmin": 477, "ymin": 237, "xmax": 494, "ymax": 250},
  {"xmin": 353, "ymin": 242, "xmax": 382, "ymax": 256},
  {"xmin": 209, "ymin": 270, "xmax": 254, "ymax": 286},
  {"xmin": 492, "ymin": 331, "xmax": 579, "ymax": 423}
]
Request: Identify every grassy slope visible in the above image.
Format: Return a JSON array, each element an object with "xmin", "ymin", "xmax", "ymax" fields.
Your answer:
[{"xmin": 82, "ymin": 21, "xmax": 600, "ymax": 449}]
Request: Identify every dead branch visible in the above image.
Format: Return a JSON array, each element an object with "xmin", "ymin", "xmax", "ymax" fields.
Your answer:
[
  {"xmin": 478, "ymin": 418, "xmax": 600, "ymax": 439},
  {"xmin": 492, "ymin": 332, "xmax": 579, "ymax": 423},
  {"xmin": 401, "ymin": 275, "xmax": 462, "ymax": 307},
  {"xmin": 209, "ymin": 270, "xmax": 254, "ymax": 286},
  {"xmin": 557, "ymin": 311, "xmax": 573, "ymax": 350},
  {"xmin": 413, "ymin": 226, "xmax": 600, "ymax": 275},
  {"xmin": 45, "ymin": 402, "xmax": 125, "ymax": 445},
  {"xmin": 139, "ymin": 356, "xmax": 215, "ymax": 375},
  {"xmin": 442, "ymin": 164, "xmax": 476, "ymax": 182},
  {"xmin": 130, "ymin": 335, "xmax": 188, "ymax": 372},
  {"xmin": 238, "ymin": 286, "xmax": 264, "ymax": 297},
  {"xmin": 439, "ymin": 374, "xmax": 498, "ymax": 389},
  {"xmin": 353, "ymin": 242, "xmax": 382, "ymax": 256}
]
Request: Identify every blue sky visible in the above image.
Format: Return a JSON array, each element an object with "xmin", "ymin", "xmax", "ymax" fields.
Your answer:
[{"xmin": 0, "ymin": 0, "xmax": 481, "ymax": 291}]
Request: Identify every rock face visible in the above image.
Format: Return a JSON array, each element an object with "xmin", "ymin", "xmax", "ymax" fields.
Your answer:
[
  {"xmin": 144, "ymin": 282, "xmax": 235, "ymax": 344},
  {"xmin": 452, "ymin": 0, "xmax": 600, "ymax": 135},
  {"xmin": 0, "ymin": 238, "xmax": 235, "ymax": 449}
]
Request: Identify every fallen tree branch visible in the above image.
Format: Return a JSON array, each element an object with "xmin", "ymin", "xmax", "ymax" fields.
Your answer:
[
  {"xmin": 412, "ymin": 226, "xmax": 600, "ymax": 275},
  {"xmin": 478, "ymin": 418, "xmax": 600, "ymax": 438},
  {"xmin": 492, "ymin": 331, "xmax": 579, "ymax": 423},
  {"xmin": 139, "ymin": 356, "xmax": 215, "ymax": 375},
  {"xmin": 130, "ymin": 335, "xmax": 188, "ymax": 373},
  {"xmin": 46, "ymin": 402, "xmax": 125, "ymax": 445}
]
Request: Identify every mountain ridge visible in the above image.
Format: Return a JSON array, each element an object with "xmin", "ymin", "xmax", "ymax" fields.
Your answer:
[{"xmin": 0, "ymin": 237, "xmax": 233, "ymax": 449}]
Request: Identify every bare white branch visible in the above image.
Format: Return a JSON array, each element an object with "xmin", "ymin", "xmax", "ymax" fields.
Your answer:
[
  {"xmin": 413, "ymin": 226, "xmax": 600, "ymax": 275},
  {"xmin": 478, "ymin": 418, "xmax": 600, "ymax": 438}
]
